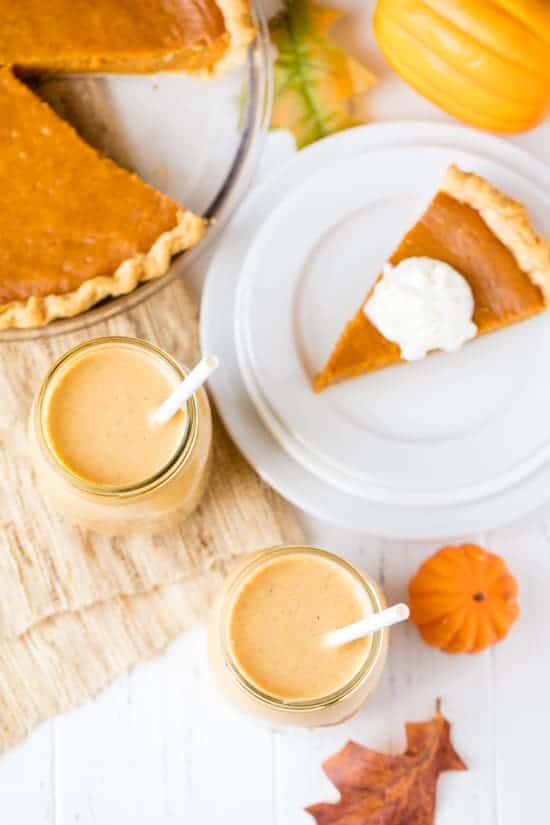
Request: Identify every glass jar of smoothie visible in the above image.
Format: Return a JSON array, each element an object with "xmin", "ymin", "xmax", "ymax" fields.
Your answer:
[
  {"xmin": 28, "ymin": 336, "xmax": 212, "ymax": 536},
  {"xmin": 208, "ymin": 546, "xmax": 388, "ymax": 727}
]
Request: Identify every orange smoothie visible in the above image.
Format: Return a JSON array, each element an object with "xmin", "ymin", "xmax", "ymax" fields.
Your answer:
[
  {"xmin": 29, "ymin": 337, "xmax": 212, "ymax": 535},
  {"xmin": 229, "ymin": 552, "xmax": 372, "ymax": 701},
  {"xmin": 209, "ymin": 546, "xmax": 388, "ymax": 726},
  {"xmin": 45, "ymin": 343, "xmax": 186, "ymax": 487}
]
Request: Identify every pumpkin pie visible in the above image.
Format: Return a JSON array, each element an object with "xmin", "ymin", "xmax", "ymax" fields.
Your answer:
[
  {"xmin": 314, "ymin": 165, "xmax": 550, "ymax": 391},
  {"xmin": 0, "ymin": 0, "xmax": 255, "ymax": 329},
  {"xmin": 0, "ymin": 66, "xmax": 206, "ymax": 329},
  {"xmin": 0, "ymin": 0, "xmax": 254, "ymax": 75}
]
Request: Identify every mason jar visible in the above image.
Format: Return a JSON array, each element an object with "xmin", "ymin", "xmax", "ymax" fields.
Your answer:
[
  {"xmin": 208, "ymin": 546, "xmax": 389, "ymax": 727},
  {"xmin": 28, "ymin": 336, "xmax": 212, "ymax": 536}
]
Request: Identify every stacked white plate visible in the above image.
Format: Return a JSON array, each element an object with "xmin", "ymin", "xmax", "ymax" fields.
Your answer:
[{"xmin": 201, "ymin": 123, "xmax": 550, "ymax": 538}]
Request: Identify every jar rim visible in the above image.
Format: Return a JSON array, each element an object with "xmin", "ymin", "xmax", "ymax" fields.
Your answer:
[
  {"xmin": 217, "ymin": 545, "xmax": 387, "ymax": 713},
  {"xmin": 33, "ymin": 336, "xmax": 199, "ymax": 498}
]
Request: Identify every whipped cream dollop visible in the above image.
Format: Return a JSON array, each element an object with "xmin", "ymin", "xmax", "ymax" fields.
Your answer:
[{"xmin": 364, "ymin": 257, "xmax": 478, "ymax": 361}]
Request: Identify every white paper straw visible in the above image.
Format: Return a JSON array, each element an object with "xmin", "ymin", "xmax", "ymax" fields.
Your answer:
[
  {"xmin": 151, "ymin": 354, "xmax": 219, "ymax": 426},
  {"xmin": 324, "ymin": 603, "xmax": 409, "ymax": 647}
]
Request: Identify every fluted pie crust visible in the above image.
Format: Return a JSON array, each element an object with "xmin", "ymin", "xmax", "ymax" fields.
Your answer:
[
  {"xmin": 314, "ymin": 165, "xmax": 550, "ymax": 392},
  {"xmin": 0, "ymin": 212, "xmax": 206, "ymax": 330}
]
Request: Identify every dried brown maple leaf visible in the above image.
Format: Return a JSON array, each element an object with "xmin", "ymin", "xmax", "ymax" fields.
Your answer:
[{"xmin": 307, "ymin": 700, "xmax": 466, "ymax": 825}]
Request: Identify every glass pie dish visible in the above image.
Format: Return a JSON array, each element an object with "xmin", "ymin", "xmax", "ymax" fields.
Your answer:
[{"xmin": 1, "ymin": 0, "xmax": 272, "ymax": 342}]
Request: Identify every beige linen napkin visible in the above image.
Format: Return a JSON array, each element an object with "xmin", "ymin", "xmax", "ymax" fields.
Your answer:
[{"xmin": 0, "ymin": 277, "xmax": 303, "ymax": 752}]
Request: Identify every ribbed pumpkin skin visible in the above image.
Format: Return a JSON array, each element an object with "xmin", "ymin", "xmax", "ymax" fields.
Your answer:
[
  {"xmin": 408, "ymin": 545, "xmax": 519, "ymax": 654},
  {"xmin": 374, "ymin": 0, "xmax": 550, "ymax": 133}
]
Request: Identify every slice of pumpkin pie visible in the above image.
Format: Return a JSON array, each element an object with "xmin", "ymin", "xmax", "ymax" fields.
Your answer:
[{"xmin": 314, "ymin": 165, "xmax": 550, "ymax": 392}]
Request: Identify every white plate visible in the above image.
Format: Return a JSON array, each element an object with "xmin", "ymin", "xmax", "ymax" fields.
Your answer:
[
  {"xmin": 202, "ymin": 122, "xmax": 550, "ymax": 538},
  {"xmin": 234, "ymin": 147, "xmax": 550, "ymax": 508}
]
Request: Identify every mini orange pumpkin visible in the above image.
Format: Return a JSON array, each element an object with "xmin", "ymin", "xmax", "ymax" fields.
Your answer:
[
  {"xmin": 408, "ymin": 544, "xmax": 519, "ymax": 654},
  {"xmin": 373, "ymin": 0, "xmax": 550, "ymax": 133}
]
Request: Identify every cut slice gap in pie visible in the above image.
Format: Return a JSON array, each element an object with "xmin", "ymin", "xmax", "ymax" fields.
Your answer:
[
  {"xmin": 0, "ymin": 66, "xmax": 206, "ymax": 330},
  {"xmin": 0, "ymin": 0, "xmax": 255, "ymax": 76},
  {"xmin": 314, "ymin": 164, "xmax": 550, "ymax": 392}
]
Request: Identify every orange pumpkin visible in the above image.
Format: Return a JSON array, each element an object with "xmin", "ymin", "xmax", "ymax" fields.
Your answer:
[
  {"xmin": 373, "ymin": 0, "xmax": 550, "ymax": 133},
  {"xmin": 408, "ymin": 544, "xmax": 519, "ymax": 654}
]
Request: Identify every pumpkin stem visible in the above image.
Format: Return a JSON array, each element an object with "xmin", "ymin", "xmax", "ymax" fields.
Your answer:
[
  {"xmin": 473, "ymin": 592, "xmax": 485, "ymax": 602},
  {"xmin": 435, "ymin": 697, "xmax": 442, "ymax": 716}
]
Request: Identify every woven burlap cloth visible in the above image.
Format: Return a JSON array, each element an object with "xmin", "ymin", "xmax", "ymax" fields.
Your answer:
[{"xmin": 0, "ymin": 278, "xmax": 303, "ymax": 752}]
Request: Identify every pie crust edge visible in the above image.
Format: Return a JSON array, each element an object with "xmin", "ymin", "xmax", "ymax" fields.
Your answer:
[
  {"xmin": 0, "ymin": 210, "xmax": 206, "ymax": 330},
  {"xmin": 443, "ymin": 164, "xmax": 550, "ymax": 306},
  {"xmin": 211, "ymin": 0, "xmax": 256, "ymax": 74}
]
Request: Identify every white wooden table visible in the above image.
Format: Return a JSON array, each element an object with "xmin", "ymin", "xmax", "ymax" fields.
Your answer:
[{"xmin": 3, "ymin": 3, "xmax": 550, "ymax": 822}]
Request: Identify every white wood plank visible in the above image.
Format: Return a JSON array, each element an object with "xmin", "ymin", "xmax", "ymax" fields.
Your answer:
[
  {"xmin": 0, "ymin": 722, "xmax": 53, "ymax": 825},
  {"xmin": 489, "ymin": 518, "xmax": 550, "ymax": 825},
  {"xmin": 160, "ymin": 627, "xmax": 274, "ymax": 824},
  {"xmin": 52, "ymin": 655, "xmax": 164, "ymax": 825}
]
